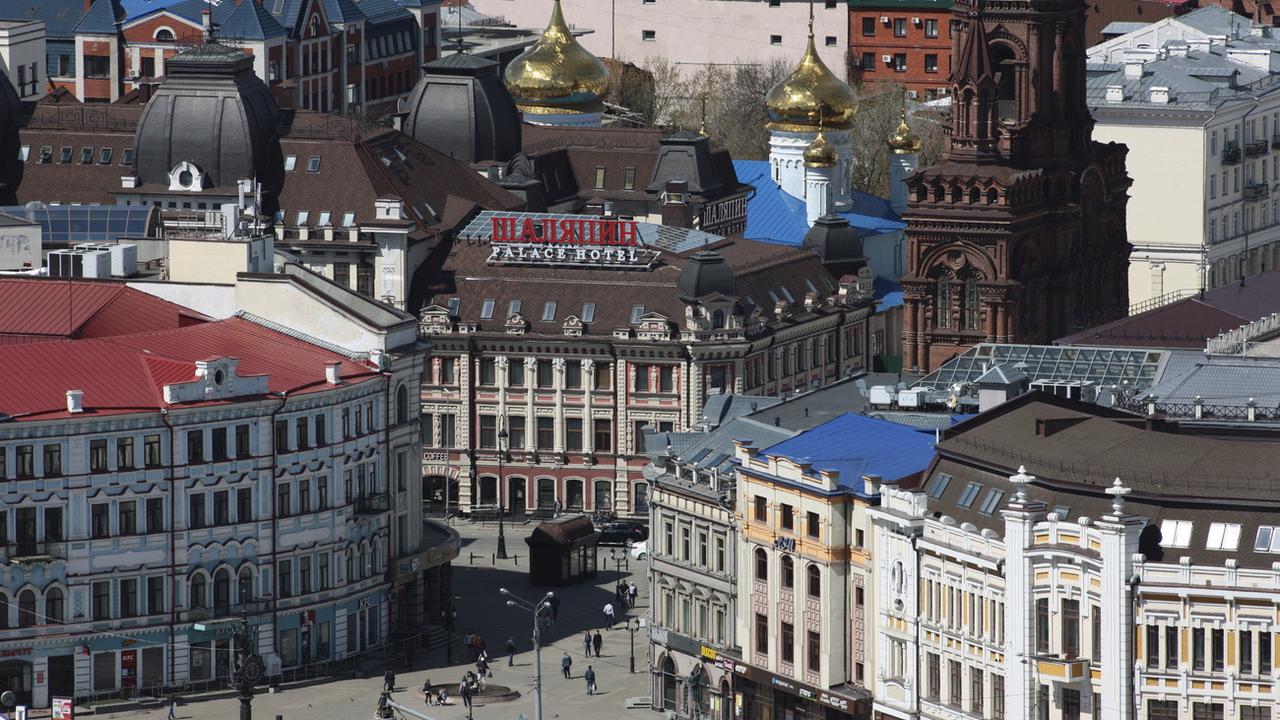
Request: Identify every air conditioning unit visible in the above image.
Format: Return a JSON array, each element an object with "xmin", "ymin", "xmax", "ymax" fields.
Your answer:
[
  {"xmin": 48, "ymin": 248, "xmax": 111, "ymax": 279},
  {"xmin": 881, "ymin": 15, "xmax": 890, "ymax": 22},
  {"xmin": 882, "ymin": 54, "xmax": 893, "ymax": 63},
  {"xmin": 907, "ymin": 89, "xmax": 919, "ymax": 98},
  {"xmin": 912, "ymin": 16, "xmax": 921, "ymax": 23}
]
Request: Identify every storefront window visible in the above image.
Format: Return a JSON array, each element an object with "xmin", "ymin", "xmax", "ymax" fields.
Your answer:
[
  {"xmin": 281, "ymin": 628, "xmax": 299, "ymax": 667},
  {"xmin": 190, "ymin": 642, "xmax": 212, "ymax": 681}
]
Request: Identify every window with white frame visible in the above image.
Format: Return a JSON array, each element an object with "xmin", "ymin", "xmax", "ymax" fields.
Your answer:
[
  {"xmin": 1205, "ymin": 523, "xmax": 1240, "ymax": 551},
  {"xmin": 1159, "ymin": 519, "xmax": 1194, "ymax": 548}
]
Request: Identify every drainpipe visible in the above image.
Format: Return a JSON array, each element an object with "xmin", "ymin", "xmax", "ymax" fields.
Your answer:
[
  {"xmin": 911, "ymin": 529, "xmax": 922, "ymax": 716},
  {"xmin": 161, "ymin": 408, "xmax": 176, "ymax": 693},
  {"xmin": 379, "ymin": 358, "xmax": 395, "ymax": 629},
  {"xmin": 268, "ymin": 393, "xmax": 288, "ymax": 665}
]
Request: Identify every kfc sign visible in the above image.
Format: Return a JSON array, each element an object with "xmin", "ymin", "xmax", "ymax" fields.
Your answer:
[{"xmin": 486, "ymin": 216, "xmax": 659, "ymax": 269}]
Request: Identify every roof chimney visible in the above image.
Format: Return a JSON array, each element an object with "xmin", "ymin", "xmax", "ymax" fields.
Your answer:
[
  {"xmin": 1124, "ymin": 60, "xmax": 1145, "ymax": 79},
  {"xmin": 369, "ymin": 349, "xmax": 387, "ymax": 371},
  {"xmin": 67, "ymin": 389, "xmax": 84, "ymax": 413},
  {"xmin": 202, "ymin": 8, "xmax": 213, "ymax": 40},
  {"xmin": 325, "ymin": 361, "xmax": 342, "ymax": 385}
]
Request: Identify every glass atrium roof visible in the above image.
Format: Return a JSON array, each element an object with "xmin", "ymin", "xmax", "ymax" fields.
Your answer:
[{"xmin": 918, "ymin": 344, "xmax": 1169, "ymax": 392}]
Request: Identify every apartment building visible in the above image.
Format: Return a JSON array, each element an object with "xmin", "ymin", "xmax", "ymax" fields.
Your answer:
[{"xmin": 848, "ymin": 0, "xmax": 953, "ymax": 100}]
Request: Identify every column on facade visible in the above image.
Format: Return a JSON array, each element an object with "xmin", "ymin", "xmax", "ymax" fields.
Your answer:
[
  {"xmin": 904, "ymin": 299, "xmax": 918, "ymax": 371},
  {"xmin": 495, "ymin": 355, "xmax": 509, "ymax": 427},
  {"xmin": 553, "ymin": 357, "xmax": 566, "ymax": 456},
  {"xmin": 1001, "ymin": 467, "xmax": 1047, "ymax": 720},
  {"xmin": 914, "ymin": 301, "xmax": 927, "ymax": 371},
  {"xmin": 1097, "ymin": 479, "xmax": 1143, "ymax": 720},
  {"xmin": 984, "ymin": 299, "xmax": 997, "ymax": 341},
  {"xmin": 582, "ymin": 359, "xmax": 596, "ymax": 455}
]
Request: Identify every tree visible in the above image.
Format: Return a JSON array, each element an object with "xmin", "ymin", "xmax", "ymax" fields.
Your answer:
[{"xmin": 848, "ymin": 82, "xmax": 946, "ymax": 197}]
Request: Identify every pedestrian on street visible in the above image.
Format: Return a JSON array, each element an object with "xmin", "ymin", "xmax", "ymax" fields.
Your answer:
[
  {"xmin": 592, "ymin": 630, "xmax": 603, "ymax": 657},
  {"xmin": 604, "ymin": 601, "xmax": 616, "ymax": 628},
  {"xmin": 167, "ymin": 696, "xmax": 177, "ymax": 720},
  {"xmin": 553, "ymin": 499, "xmax": 562, "ymax": 518},
  {"xmin": 561, "ymin": 651, "xmax": 573, "ymax": 678},
  {"xmin": 384, "ymin": 667, "xmax": 396, "ymax": 692},
  {"xmin": 628, "ymin": 581, "xmax": 638, "ymax": 607},
  {"xmin": 460, "ymin": 680, "xmax": 473, "ymax": 709},
  {"xmin": 585, "ymin": 665, "xmax": 597, "ymax": 695},
  {"xmin": 582, "ymin": 631, "xmax": 592, "ymax": 657},
  {"xmin": 477, "ymin": 657, "xmax": 490, "ymax": 687},
  {"xmin": 506, "ymin": 636, "xmax": 516, "ymax": 666},
  {"xmin": 423, "ymin": 679, "xmax": 434, "ymax": 705},
  {"xmin": 437, "ymin": 688, "xmax": 449, "ymax": 706}
]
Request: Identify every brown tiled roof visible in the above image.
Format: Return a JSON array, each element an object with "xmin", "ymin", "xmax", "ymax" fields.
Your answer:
[
  {"xmin": 416, "ymin": 234, "xmax": 843, "ymax": 336},
  {"xmin": 1056, "ymin": 297, "xmax": 1245, "ymax": 349},
  {"xmin": 526, "ymin": 515, "xmax": 598, "ymax": 546},
  {"xmin": 17, "ymin": 104, "xmax": 142, "ymax": 205}
]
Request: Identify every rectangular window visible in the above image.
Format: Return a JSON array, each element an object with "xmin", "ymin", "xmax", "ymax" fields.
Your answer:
[
  {"xmin": 1242, "ymin": 630, "xmax": 1254, "ymax": 675},
  {"xmin": 926, "ymin": 653, "xmax": 940, "ymax": 701},
  {"xmin": 1193, "ymin": 627, "xmax": 1206, "ymax": 671},
  {"xmin": 1093, "ymin": 607, "xmax": 1103, "ymax": 663},
  {"xmin": 440, "ymin": 357, "xmax": 456, "ymax": 384},
  {"xmin": 148, "ymin": 576, "xmax": 164, "ymax": 614},
  {"xmin": 279, "ymin": 560, "xmax": 293, "ymax": 598},
  {"xmin": 212, "ymin": 427, "xmax": 228, "ymax": 461},
  {"xmin": 926, "ymin": 473, "xmax": 952, "ymax": 498},
  {"xmin": 807, "ymin": 630, "xmax": 820, "ymax": 672},
  {"xmin": 806, "ymin": 511, "xmax": 820, "ymax": 538},
  {"xmin": 508, "ymin": 358, "xmax": 525, "ymax": 387},
  {"xmin": 1165, "ymin": 624, "xmax": 1178, "ymax": 670},
  {"xmin": 925, "ymin": 54, "xmax": 939, "ymax": 72},
  {"xmin": 1212, "ymin": 628, "xmax": 1225, "ymax": 671},
  {"xmin": 119, "ymin": 500, "xmax": 137, "ymax": 535},
  {"xmin": 861, "ymin": 52, "xmax": 875, "ymax": 71},
  {"xmin": 925, "ymin": 18, "xmax": 939, "ymax": 37},
  {"xmin": 893, "ymin": 53, "xmax": 907, "ymax": 71},
  {"xmin": 1147, "ymin": 624, "xmax": 1160, "ymax": 669},
  {"xmin": 536, "ymin": 417, "xmax": 554, "ymax": 450},
  {"xmin": 1062, "ymin": 689, "xmax": 1080, "ymax": 720},
  {"xmin": 1062, "ymin": 599, "xmax": 1080, "ymax": 658},
  {"xmin": 659, "ymin": 366, "xmax": 674, "ymax": 392},
  {"xmin": 189, "ymin": 493, "xmax": 206, "ymax": 529},
  {"xmin": 1193, "ymin": 704, "xmax": 1224, "ymax": 720},
  {"xmin": 146, "ymin": 498, "xmax": 163, "ymax": 532},
  {"xmin": 594, "ymin": 364, "xmax": 611, "ymax": 390},
  {"xmin": 624, "ymin": 167, "xmax": 636, "ymax": 190},
  {"xmin": 594, "ymin": 166, "xmax": 606, "ymax": 189},
  {"xmin": 92, "ymin": 581, "xmax": 111, "ymax": 620},
  {"xmin": 635, "ymin": 365, "xmax": 650, "ymax": 392},
  {"xmin": 479, "ymin": 357, "xmax": 496, "ymax": 385},
  {"xmin": 780, "ymin": 504, "xmax": 794, "ymax": 530},
  {"xmin": 537, "ymin": 360, "xmax": 553, "ymax": 387},
  {"xmin": 1035, "ymin": 598, "xmax": 1050, "ymax": 654},
  {"xmin": 971, "ymin": 668, "xmax": 984, "ymax": 715},
  {"xmin": 1149, "ymin": 701, "xmax": 1179, "ymax": 720},
  {"xmin": 90, "ymin": 439, "xmax": 108, "ymax": 472},
  {"xmin": 593, "ymin": 419, "xmax": 612, "ymax": 452},
  {"xmin": 565, "ymin": 418, "xmax": 583, "ymax": 451},
  {"xmin": 893, "ymin": 17, "xmax": 907, "ymax": 35},
  {"xmin": 1037, "ymin": 685, "xmax": 1049, "ymax": 720},
  {"xmin": 565, "ymin": 361, "xmax": 582, "ymax": 388},
  {"xmin": 642, "ymin": 29, "xmax": 656, "ymax": 41},
  {"xmin": 298, "ymin": 481, "xmax": 311, "ymax": 514},
  {"xmin": 977, "ymin": 488, "xmax": 1005, "ymax": 515},
  {"xmin": 120, "ymin": 579, "xmax": 138, "ymax": 618},
  {"xmin": 91, "ymin": 503, "xmax": 110, "ymax": 538},
  {"xmin": 780, "ymin": 621, "xmax": 794, "ymax": 663},
  {"xmin": 992, "ymin": 674, "xmax": 1005, "ymax": 720},
  {"xmin": 756, "ymin": 613, "xmax": 769, "ymax": 654},
  {"xmin": 237, "ymin": 488, "xmax": 252, "ymax": 522},
  {"xmin": 770, "ymin": 34, "xmax": 782, "ymax": 45},
  {"xmin": 861, "ymin": 16, "xmax": 875, "ymax": 35},
  {"xmin": 277, "ymin": 484, "xmax": 291, "ymax": 517},
  {"xmin": 1262, "ymin": 631, "xmax": 1273, "ymax": 674},
  {"xmin": 956, "ymin": 481, "xmax": 982, "ymax": 508},
  {"xmin": 275, "ymin": 419, "xmax": 290, "ymax": 450},
  {"xmin": 43, "ymin": 444, "xmax": 61, "ymax": 476},
  {"xmin": 754, "ymin": 496, "xmax": 767, "ymax": 522},
  {"xmin": 116, "ymin": 437, "xmax": 135, "ymax": 470},
  {"xmin": 508, "ymin": 416, "xmax": 526, "ymax": 450},
  {"xmin": 949, "ymin": 660, "xmax": 962, "ymax": 707},
  {"xmin": 440, "ymin": 414, "xmax": 456, "ymax": 447}
]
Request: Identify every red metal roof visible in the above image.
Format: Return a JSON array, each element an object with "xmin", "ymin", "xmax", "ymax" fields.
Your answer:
[
  {"xmin": 0, "ymin": 277, "xmax": 210, "ymax": 341},
  {"xmin": 0, "ymin": 317, "xmax": 380, "ymax": 421}
]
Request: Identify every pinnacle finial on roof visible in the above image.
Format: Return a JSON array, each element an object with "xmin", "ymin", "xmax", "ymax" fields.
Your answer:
[
  {"xmin": 1106, "ymin": 477, "xmax": 1131, "ymax": 514},
  {"xmin": 1009, "ymin": 464, "xmax": 1034, "ymax": 503}
]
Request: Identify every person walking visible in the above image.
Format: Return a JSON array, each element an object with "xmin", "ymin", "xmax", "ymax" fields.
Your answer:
[
  {"xmin": 603, "ymin": 601, "xmax": 616, "ymax": 629},
  {"xmin": 476, "ymin": 657, "xmax": 490, "ymax": 687},
  {"xmin": 384, "ymin": 667, "xmax": 396, "ymax": 692},
  {"xmin": 584, "ymin": 665, "xmax": 597, "ymax": 695},
  {"xmin": 167, "ymin": 696, "xmax": 177, "ymax": 720},
  {"xmin": 628, "ymin": 581, "xmax": 638, "ymax": 607},
  {"xmin": 423, "ymin": 679, "xmax": 434, "ymax": 706},
  {"xmin": 582, "ymin": 631, "xmax": 592, "ymax": 657},
  {"xmin": 460, "ymin": 680, "xmax": 473, "ymax": 709},
  {"xmin": 506, "ymin": 635, "xmax": 516, "ymax": 666},
  {"xmin": 592, "ymin": 630, "xmax": 603, "ymax": 657},
  {"xmin": 561, "ymin": 651, "xmax": 573, "ymax": 679}
]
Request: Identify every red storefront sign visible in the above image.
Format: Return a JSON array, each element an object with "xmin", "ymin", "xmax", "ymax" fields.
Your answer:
[
  {"xmin": 120, "ymin": 649, "xmax": 137, "ymax": 689},
  {"xmin": 490, "ymin": 216, "xmax": 640, "ymax": 247}
]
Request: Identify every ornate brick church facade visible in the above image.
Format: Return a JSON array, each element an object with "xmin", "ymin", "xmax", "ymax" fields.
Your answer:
[{"xmin": 900, "ymin": 0, "xmax": 1133, "ymax": 372}]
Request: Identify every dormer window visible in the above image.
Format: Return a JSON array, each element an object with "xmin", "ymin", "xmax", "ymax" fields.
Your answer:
[
  {"xmin": 284, "ymin": 155, "xmax": 297, "ymax": 172},
  {"xmin": 307, "ymin": 156, "xmax": 321, "ymax": 173},
  {"xmin": 168, "ymin": 161, "xmax": 204, "ymax": 192}
]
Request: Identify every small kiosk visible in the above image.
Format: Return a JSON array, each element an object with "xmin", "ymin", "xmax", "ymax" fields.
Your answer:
[{"xmin": 525, "ymin": 516, "xmax": 599, "ymax": 586}]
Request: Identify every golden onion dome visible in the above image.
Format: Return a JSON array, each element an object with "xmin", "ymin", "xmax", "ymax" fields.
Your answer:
[
  {"xmin": 803, "ymin": 131, "xmax": 838, "ymax": 168},
  {"xmin": 765, "ymin": 28, "xmax": 858, "ymax": 131},
  {"xmin": 888, "ymin": 112, "xmax": 922, "ymax": 154},
  {"xmin": 503, "ymin": 0, "xmax": 610, "ymax": 115}
]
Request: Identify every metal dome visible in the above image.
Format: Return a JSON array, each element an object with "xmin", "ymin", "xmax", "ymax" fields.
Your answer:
[{"xmin": 403, "ymin": 52, "xmax": 522, "ymax": 164}]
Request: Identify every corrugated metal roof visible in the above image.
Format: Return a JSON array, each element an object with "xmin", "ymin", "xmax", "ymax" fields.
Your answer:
[
  {"xmin": 760, "ymin": 412, "xmax": 936, "ymax": 489},
  {"xmin": 0, "ymin": 278, "xmax": 208, "ymax": 340},
  {"xmin": 732, "ymin": 160, "xmax": 904, "ymax": 246}
]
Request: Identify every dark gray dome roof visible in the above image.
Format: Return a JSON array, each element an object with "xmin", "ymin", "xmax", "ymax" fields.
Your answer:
[
  {"xmin": 133, "ymin": 41, "xmax": 281, "ymax": 190},
  {"xmin": 403, "ymin": 52, "xmax": 521, "ymax": 164},
  {"xmin": 804, "ymin": 214, "xmax": 864, "ymax": 266},
  {"xmin": 678, "ymin": 249, "xmax": 736, "ymax": 302}
]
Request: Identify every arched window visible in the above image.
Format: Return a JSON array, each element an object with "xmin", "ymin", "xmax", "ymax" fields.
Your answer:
[
  {"xmin": 191, "ymin": 574, "xmax": 207, "ymax": 609},
  {"xmin": 46, "ymin": 587, "xmax": 64, "ymax": 624},
  {"xmin": 17, "ymin": 590, "xmax": 36, "ymax": 627},
  {"xmin": 950, "ymin": 185, "xmax": 963, "ymax": 203},
  {"xmin": 213, "ymin": 568, "xmax": 231, "ymax": 614},
  {"xmin": 239, "ymin": 567, "xmax": 254, "ymax": 603},
  {"xmin": 781, "ymin": 555, "xmax": 794, "ymax": 589},
  {"xmin": 154, "ymin": 28, "xmax": 175, "ymax": 42},
  {"xmin": 0, "ymin": 593, "xmax": 7, "ymax": 628},
  {"xmin": 986, "ymin": 188, "xmax": 999, "ymax": 205},
  {"xmin": 968, "ymin": 187, "xmax": 980, "ymax": 204},
  {"xmin": 806, "ymin": 565, "xmax": 821, "ymax": 598},
  {"xmin": 396, "ymin": 384, "xmax": 409, "ymax": 425},
  {"xmin": 935, "ymin": 277, "xmax": 952, "ymax": 329},
  {"xmin": 754, "ymin": 548, "xmax": 768, "ymax": 581}
]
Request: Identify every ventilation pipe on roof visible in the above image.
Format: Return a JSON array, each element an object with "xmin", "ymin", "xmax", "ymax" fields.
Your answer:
[
  {"xmin": 370, "ymin": 349, "xmax": 387, "ymax": 372},
  {"xmin": 67, "ymin": 390, "xmax": 84, "ymax": 414},
  {"xmin": 325, "ymin": 362, "xmax": 342, "ymax": 386}
]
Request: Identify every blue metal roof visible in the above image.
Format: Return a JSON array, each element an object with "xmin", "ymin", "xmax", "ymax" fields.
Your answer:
[
  {"xmin": 73, "ymin": 0, "xmax": 125, "ymax": 34},
  {"xmin": 219, "ymin": 0, "xmax": 287, "ymax": 40},
  {"xmin": 1, "ymin": 0, "xmax": 90, "ymax": 39},
  {"xmin": 732, "ymin": 159, "xmax": 905, "ymax": 246},
  {"xmin": 874, "ymin": 277, "xmax": 903, "ymax": 310},
  {"xmin": 760, "ymin": 412, "xmax": 936, "ymax": 490}
]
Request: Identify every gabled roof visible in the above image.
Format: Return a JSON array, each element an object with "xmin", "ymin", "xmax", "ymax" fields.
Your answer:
[
  {"xmin": 760, "ymin": 412, "xmax": 937, "ymax": 489},
  {"xmin": 72, "ymin": 0, "xmax": 125, "ymax": 34},
  {"xmin": 732, "ymin": 159, "xmax": 904, "ymax": 245},
  {"xmin": 0, "ymin": 277, "xmax": 209, "ymax": 343},
  {"xmin": 219, "ymin": 0, "xmax": 287, "ymax": 40}
]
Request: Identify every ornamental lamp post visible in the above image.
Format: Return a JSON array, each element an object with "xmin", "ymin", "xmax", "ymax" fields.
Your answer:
[
  {"xmin": 500, "ymin": 588, "xmax": 555, "ymax": 720},
  {"xmin": 497, "ymin": 427, "xmax": 509, "ymax": 559},
  {"xmin": 231, "ymin": 614, "xmax": 265, "ymax": 720}
]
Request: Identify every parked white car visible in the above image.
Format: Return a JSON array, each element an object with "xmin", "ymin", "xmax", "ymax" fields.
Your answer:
[{"xmin": 629, "ymin": 540, "xmax": 649, "ymax": 561}]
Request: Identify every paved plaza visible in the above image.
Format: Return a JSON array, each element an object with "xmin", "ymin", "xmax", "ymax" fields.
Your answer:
[{"xmin": 102, "ymin": 521, "xmax": 654, "ymax": 720}]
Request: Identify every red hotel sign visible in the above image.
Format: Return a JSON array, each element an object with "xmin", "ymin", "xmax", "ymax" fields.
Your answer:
[{"xmin": 487, "ymin": 215, "xmax": 658, "ymax": 269}]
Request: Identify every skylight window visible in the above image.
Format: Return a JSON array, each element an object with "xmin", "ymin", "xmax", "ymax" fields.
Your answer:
[
  {"xmin": 1052, "ymin": 505, "xmax": 1072, "ymax": 519},
  {"xmin": 121, "ymin": 148, "xmax": 134, "ymax": 166},
  {"xmin": 17, "ymin": 145, "xmax": 27, "ymax": 162},
  {"xmin": 976, "ymin": 488, "xmax": 1005, "ymax": 515},
  {"xmin": 306, "ymin": 156, "xmax": 321, "ymax": 172},
  {"xmin": 317, "ymin": 211, "xmax": 331, "ymax": 226},
  {"xmin": 296, "ymin": 211, "xmax": 310, "ymax": 226},
  {"xmin": 582, "ymin": 303, "xmax": 597, "ymax": 323},
  {"xmin": 780, "ymin": 285, "xmax": 795, "ymax": 303},
  {"xmin": 58, "ymin": 146, "xmax": 72, "ymax": 163},
  {"xmin": 767, "ymin": 289, "xmax": 780, "ymax": 304},
  {"xmin": 480, "ymin": 299, "xmax": 495, "ymax": 320},
  {"xmin": 1255, "ymin": 526, "xmax": 1280, "ymax": 552},
  {"xmin": 80, "ymin": 147, "xmax": 93, "ymax": 164},
  {"xmin": 804, "ymin": 278, "xmax": 819, "ymax": 295},
  {"xmin": 284, "ymin": 155, "xmax": 297, "ymax": 172},
  {"xmin": 542, "ymin": 301, "xmax": 557, "ymax": 321},
  {"xmin": 99, "ymin": 148, "xmax": 112, "ymax": 164},
  {"xmin": 1205, "ymin": 523, "xmax": 1240, "ymax": 551},
  {"xmin": 447, "ymin": 297, "xmax": 460, "ymax": 316},
  {"xmin": 508, "ymin": 299, "xmax": 521, "ymax": 317},
  {"xmin": 341, "ymin": 212, "xmax": 356, "ymax": 227},
  {"xmin": 630, "ymin": 305, "xmax": 645, "ymax": 324},
  {"xmin": 925, "ymin": 473, "xmax": 952, "ymax": 499},
  {"xmin": 1159, "ymin": 519, "xmax": 1194, "ymax": 548},
  {"xmin": 956, "ymin": 482, "xmax": 982, "ymax": 509}
]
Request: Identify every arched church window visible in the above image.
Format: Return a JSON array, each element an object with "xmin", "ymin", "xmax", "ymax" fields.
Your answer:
[
  {"xmin": 992, "ymin": 44, "xmax": 1018, "ymax": 123},
  {"xmin": 968, "ymin": 187, "xmax": 980, "ymax": 204},
  {"xmin": 986, "ymin": 188, "xmax": 999, "ymax": 205},
  {"xmin": 935, "ymin": 277, "xmax": 952, "ymax": 330}
]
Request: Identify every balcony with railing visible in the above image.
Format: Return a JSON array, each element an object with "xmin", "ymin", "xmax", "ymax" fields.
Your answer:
[
  {"xmin": 353, "ymin": 493, "xmax": 390, "ymax": 515},
  {"xmin": 1244, "ymin": 182, "xmax": 1270, "ymax": 201},
  {"xmin": 1246, "ymin": 139, "xmax": 1270, "ymax": 157},
  {"xmin": 180, "ymin": 599, "xmax": 271, "ymax": 624},
  {"xmin": 0, "ymin": 540, "xmax": 65, "ymax": 563},
  {"xmin": 1223, "ymin": 142, "xmax": 1242, "ymax": 164}
]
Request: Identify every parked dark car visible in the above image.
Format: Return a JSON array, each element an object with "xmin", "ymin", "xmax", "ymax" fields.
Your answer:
[{"xmin": 597, "ymin": 521, "xmax": 648, "ymax": 546}]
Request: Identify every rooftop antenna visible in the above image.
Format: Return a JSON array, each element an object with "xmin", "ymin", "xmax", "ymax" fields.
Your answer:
[{"xmin": 456, "ymin": 0, "xmax": 465, "ymax": 53}]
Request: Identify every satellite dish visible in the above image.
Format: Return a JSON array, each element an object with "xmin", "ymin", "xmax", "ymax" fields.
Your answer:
[{"xmin": 0, "ymin": 690, "xmax": 15, "ymax": 707}]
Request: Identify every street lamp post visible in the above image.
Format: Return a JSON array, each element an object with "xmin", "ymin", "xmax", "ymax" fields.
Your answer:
[
  {"xmin": 230, "ymin": 615, "xmax": 264, "ymax": 720},
  {"xmin": 497, "ymin": 428, "xmax": 509, "ymax": 559},
  {"xmin": 627, "ymin": 616, "xmax": 639, "ymax": 673},
  {"xmin": 500, "ymin": 588, "xmax": 554, "ymax": 720},
  {"xmin": 442, "ymin": 608, "xmax": 457, "ymax": 664}
]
